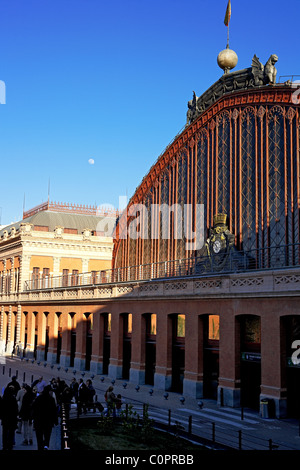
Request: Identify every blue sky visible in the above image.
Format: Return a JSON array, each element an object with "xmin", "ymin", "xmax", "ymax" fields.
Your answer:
[{"xmin": 0, "ymin": 0, "xmax": 299, "ymax": 225}]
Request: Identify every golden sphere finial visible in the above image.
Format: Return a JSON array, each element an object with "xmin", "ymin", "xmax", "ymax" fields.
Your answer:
[{"xmin": 217, "ymin": 47, "xmax": 238, "ymax": 73}]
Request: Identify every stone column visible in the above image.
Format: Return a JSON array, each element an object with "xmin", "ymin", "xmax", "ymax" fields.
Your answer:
[
  {"xmin": 90, "ymin": 312, "xmax": 104, "ymax": 375},
  {"xmin": 0, "ymin": 305, "xmax": 6, "ymax": 354},
  {"xmin": 24, "ymin": 311, "xmax": 36, "ymax": 359},
  {"xmin": 154, "ymin": 312, "xmax": 173, "ymax": 391},
  {"xmin": 46, "ymin": 312, "xmax": 59, "ymax": 364},
  {"xmin": 2, "ymin": 260, "xmax": 7, "ymax": 293},
  {"xmin": 183, "ymin": 314, "xmax": 204, "ymax": 398},
  {"xmin": 81, "ymin": 258, "xmax": 89, "ymax": 274},
  {"xmin": 6, "ymin": 305, "xmax": 14, "ymax": 354},
  {"xmin": 74, "ymin": 312, "xmax": 87, "ymax": 371},
  {"xmin": 129, "ymin": 313, "xmax": 146, "ymax": 385},
  {"xmin": 52, "ymin": 257, "xmax": 61, "ymax": 280},
  {"xmin": 218, "ymin": 307, "xmax": 241, "ymax": 407},
  {"xmin": 59, "ymin": 312, "xmax": 72, "ymax": 367},
  {"xmin": 17, "ymin": 305, "xmax": 25, "ymax": 355},
  {"xmin": 36, "ymin": 312, "xmax": 47, "ymax": 362},
  {"xmin": 9, "ymin": 257, "xmax": 14, "ymax": 293},
  {"xmin": 108, "ymin": 311, "xmax": 123, "ymax": 379},
  {"xmin": 260, "ymin": 313, "xmax": 286, "ymax": 418}
]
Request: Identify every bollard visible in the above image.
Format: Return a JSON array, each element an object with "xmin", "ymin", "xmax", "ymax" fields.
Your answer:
[
  {"xmin": 238, "ymin": 430, "xmax": 242, "ymax": 450},
  {"xmin": 168, "ymin": 409, "xmax": 171, "ymax": 427},
  {"xmin": 269, "ymin": 439, "xmax": 273, "ymax": 450},
  {"xmin": 188, "ymin": 416, "xmax": 192, "ymax": 435},
  {"xmin": 212, "ymin": 422, "xmax": 215, "ymax": 443},
  {"xmin": 220, "ymin": 387, "xmax": 224, "ymax": 407},
  {"xmin": 23, "ymin": 372, "xmax": 26, "ymax": 383}
]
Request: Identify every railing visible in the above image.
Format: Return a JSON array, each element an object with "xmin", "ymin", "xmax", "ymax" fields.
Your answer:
[
  {"xmin": 278, "ymin": 75, "xmax": 300, "ymax": 84},
  {"xmin": 23, "ymin": 200, "xmax": 120, "ymax": 220},
  {"xmin": 66, "ymin": 398, "xmax": 296, "ymax": 451},
  {"xmin": 23, "ymin": 243, "xmax": 300, "ymax": 292}
]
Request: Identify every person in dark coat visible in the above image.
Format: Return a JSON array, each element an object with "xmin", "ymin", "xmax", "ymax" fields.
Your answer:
[
  {"xmin": 19, "ymin": 385, "xmax": 35, "ymax": 445},
  {"xmin": 77, "ymin": 379, "xmax": 88, "ymax": 415},
  {"xmin": 1, "ymin": 386, "xmax": 18, "ymax": 450},
  {"xmin": 6, "ymin": 376, "xmax": 21, "ymax": 397},
  {"xmin": 32, "ymin": 385, "xmax": 58, "ymax": 450},
  {"xmin": 70, "ymin": 377, "xmax": 79, "ymax": 403}
]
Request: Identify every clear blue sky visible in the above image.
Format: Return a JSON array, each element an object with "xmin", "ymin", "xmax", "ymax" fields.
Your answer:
[{"xmin": 0, "ymin": 0, "xmax": 299, "ymax": 225}]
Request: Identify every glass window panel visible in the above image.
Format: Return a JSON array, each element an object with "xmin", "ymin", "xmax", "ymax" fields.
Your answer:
[
  {"xmin": 150, "ymin": 314, "xmax": 157, "ymax": 335},
  {"xmin": 177, "ymin": 314, "xmax": 185, "ymax": 337},
  {"xmin": 127, "ymin": 314, "xmax": 132, "ymax": 334},
  {"xmin": 208, "ymin": 315, "xmax": 220, "ymax": 340},
  {"xmin": 107, "ymin": 313, "xmax": 111, "ymax": 332}
]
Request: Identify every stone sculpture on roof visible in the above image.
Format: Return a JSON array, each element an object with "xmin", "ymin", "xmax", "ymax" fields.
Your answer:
[{"xmin": 186, "ymin": 53, "xmax": 279, "ymax": 125}]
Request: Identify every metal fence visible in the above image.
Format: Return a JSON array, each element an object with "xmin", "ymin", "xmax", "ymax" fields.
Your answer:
[
  {"xmin": 23, "ymin": 243, "xmax": 300, "ymax": 292},
  {"xmin": 65, "ymin": 398, "xmax": 296, "ymax": 451}
]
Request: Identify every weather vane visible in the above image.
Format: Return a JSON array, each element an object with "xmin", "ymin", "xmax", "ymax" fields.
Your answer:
[
  {"xmin": 217, "ymin": 0, "xmax": 238, "ymax": 74},
  {"xmin": 224, "ymin": 0, "xmax": 231, "ymax": 49}
]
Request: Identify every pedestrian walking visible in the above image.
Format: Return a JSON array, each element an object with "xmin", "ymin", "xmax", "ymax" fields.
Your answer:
[
  {"xmin": 0, "ymin": 386, "xmax": 18, "ymax": 450},
  {"xmin": 60, "ymin": 383, "xmax": 72, "ymax": 419},
  {"xmin": 32, "ymin": 384, "xmax": 58, "ymax": 450},
  {"xmin": 104, "ymin": 386, "xmax": 116, "ymax": 416},
  {"xmin": 16, "ymin": 383, "xmax": 27, "ymax": 434},
  {"xmin": 77, "ymin": 378, "xmax": 88, "ymax": 415},
  {"xmin": 70, "ymin": 377, "xmax": 78, "ymax": 403},
  {"xmin": 35, "ymin": 376, "xmax": 47, "ymax": 395},
  {"xmin": 19, "ymin": 384, "xmax": 34, "ymax": 446}
]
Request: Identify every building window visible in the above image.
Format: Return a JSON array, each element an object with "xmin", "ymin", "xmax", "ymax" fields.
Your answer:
[
  {"xmin": 208, "ymin": 315, "xmax": 220, "ymax": 341},
  {"xmin": 150, "ymin": 314, "xmax": 157, "ymax": 335},
  {"xmin": 42, "ymin": 268, "xmax": 50, "ymax": 288},
  {"xmin": 71, "ymin": 270, "xmax": 79, "ymax": 286},
  {"xmin": 64, "ymin": 228, "xmax": 78, "ymax": 234},
  {"xmin": 127, "ymin": 314, "xmax": 132, "ymax": 334},
  {"xmin": 34, "ymin": 225, "xmax": 49, "ymax": 232},
  {"xmin": 5, "ymin": 270, "xmax": 11, "ymax": 293},
  {"xmin": 91, "ymin": 271, "xmax": 97, "ymax": 284},
  {"xmin": 62, "ymin": 269, "xmax": 69, "ymax": 287},
  {"xmin": 105, "ymin": 313, "xmax": 111, "ymax": 333},
  {"xmin": 177, "ymin": 314, "xmax": 185, "ymax": 338},
  {"xmin": 32, "ymin": 267, "xmax": 40, "ymax": 289},
  {"xmin": 14, "ymin": 268, "xmax": 19, "ymax": 292}
]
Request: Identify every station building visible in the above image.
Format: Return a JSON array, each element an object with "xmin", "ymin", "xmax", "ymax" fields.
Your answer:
[
  {"xmin": 0, "ymin": 51, "xmax": 300, "ymax": 419},
  {"xmin": 0, "ymin": 200, "xmax": 114, "ymax": 361}
]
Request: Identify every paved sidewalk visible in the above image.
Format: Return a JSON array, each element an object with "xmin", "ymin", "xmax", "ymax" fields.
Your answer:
[{"xmin": 0, "ymin": 355, "xmax": 300, "ymax": 451}]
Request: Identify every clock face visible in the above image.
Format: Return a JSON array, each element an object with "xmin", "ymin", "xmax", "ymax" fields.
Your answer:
[{"xmin": 213, "ymin": 239, "xmax": 221, "ymax": 253}]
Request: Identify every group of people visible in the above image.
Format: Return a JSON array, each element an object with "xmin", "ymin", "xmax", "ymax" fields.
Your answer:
[
  {"xmin": 0, "ymin": 374, "xmax": 125, "ymax": 450},
  {"xmin": 0, "ymin": 375, "xmax": 58, "ymax": 450},
  {"xmin": 0, "ymin": 374, "xmax": 108, "ymax": 450}
]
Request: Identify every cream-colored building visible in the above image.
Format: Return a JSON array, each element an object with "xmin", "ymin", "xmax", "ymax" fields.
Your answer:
[{"xmin": 0, "ymin": 201, "xmax": 115, "ymax": 356}]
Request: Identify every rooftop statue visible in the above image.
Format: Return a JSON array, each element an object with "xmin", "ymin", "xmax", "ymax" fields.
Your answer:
[
  {"xmin": 252, "ymin": 54, "xmax": 278, "ymax": 86},
  {"xmin": 187, "ymin": 53, "xmax": 279, "ymax": 124}
]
